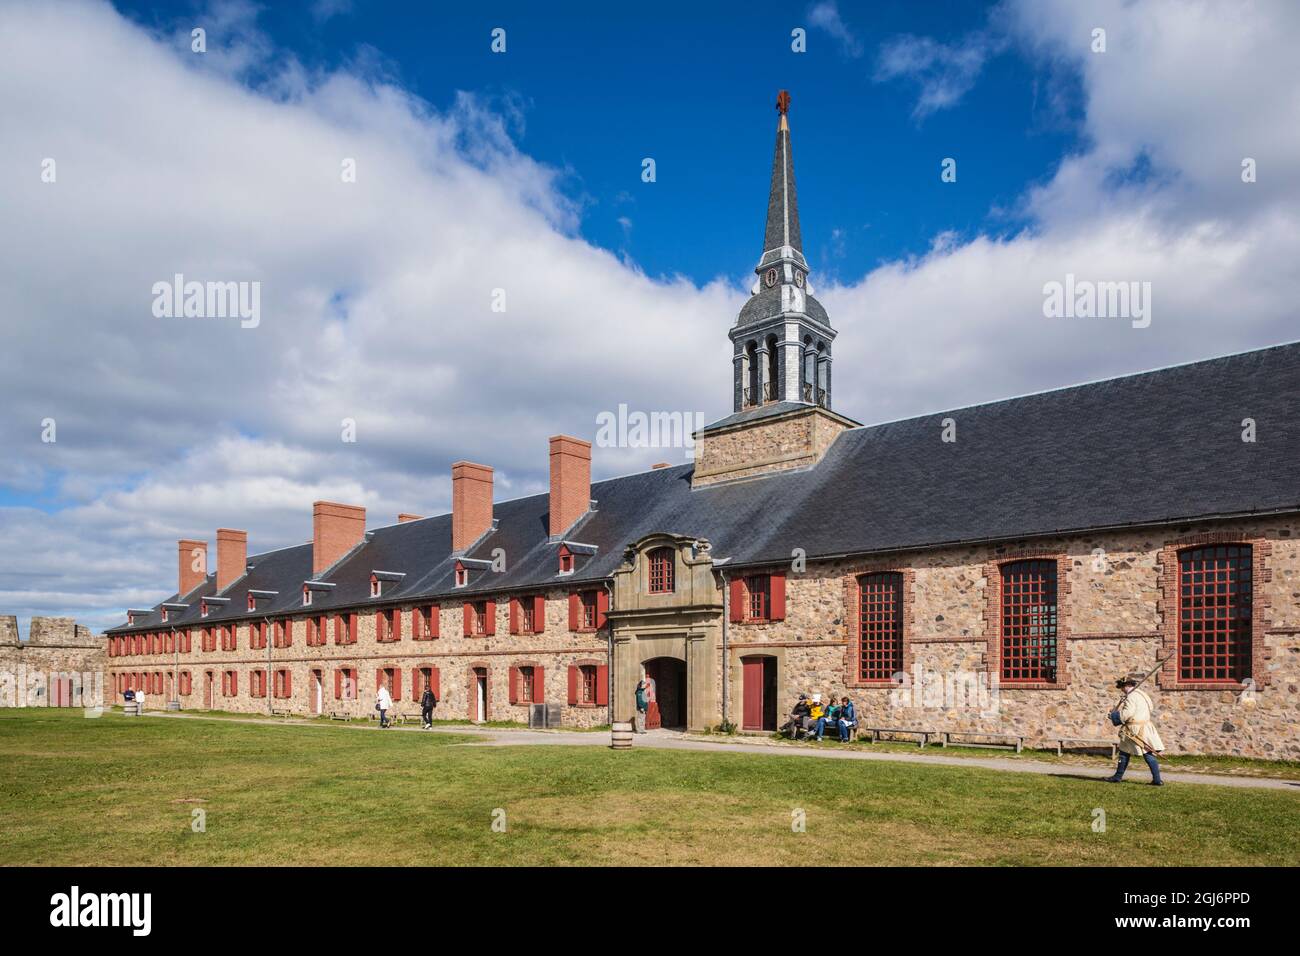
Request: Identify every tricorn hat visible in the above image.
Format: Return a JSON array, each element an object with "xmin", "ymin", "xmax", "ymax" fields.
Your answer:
[{"xmin": 1115, "ymin": 674, "xmax": 1141, "ymax": 689}]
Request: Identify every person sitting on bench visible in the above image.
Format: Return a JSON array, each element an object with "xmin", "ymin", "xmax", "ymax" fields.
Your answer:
[
  {"xmin": 837, "ymin": 696, "xmax": 857, "ymax": 741},
  {"xmin": 781, "ymin": 694, "xmax": 811, "ymax": 738}
]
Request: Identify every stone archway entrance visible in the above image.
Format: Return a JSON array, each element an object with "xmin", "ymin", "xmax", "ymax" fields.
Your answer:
[{"xmin": 644, "ymin": 657, "xmax": 686, "ymax": 729}]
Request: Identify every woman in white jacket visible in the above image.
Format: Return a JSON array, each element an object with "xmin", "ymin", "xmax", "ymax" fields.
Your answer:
[{"xmin": 375, "ymin": 684, "xmax": 393, "ymax": 728}]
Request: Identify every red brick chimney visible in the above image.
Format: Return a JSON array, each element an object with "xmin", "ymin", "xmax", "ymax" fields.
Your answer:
[
  {"xmin": 451, "ymin": 461, "xmax": 493, "ymax": 552},
  {"xmin": 177, "ymin": 539, "xmax": 208, "ymax": 597},
  {"xmin": 397, "ymin": 513, "xmax": 423, "ymax": 523},
  {"xmin": 549, "ymin": 435, "xmax": 592, "ymax": 538},
  {"xmin": 216, "ymin": 528, "xmax": 248, "ymax": 591},
  {"xmin": 312, "ymin": 501, "xmax": 366, "ymax": 576}
]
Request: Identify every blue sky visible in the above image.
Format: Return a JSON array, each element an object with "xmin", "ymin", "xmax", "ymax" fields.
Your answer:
[
  {"xmin": 2, "ymin": 0, "xmax": 1298, "ymax": 634},
  {"xmin": 114, "ymin": 0, "xmax": 1078, "ymax": 283}
]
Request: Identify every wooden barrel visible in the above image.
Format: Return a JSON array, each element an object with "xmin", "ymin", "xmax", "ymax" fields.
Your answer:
[
  {"xmin": 123, "ymin": 701, "xmax": 140, "ymax": 717},
  {"xmin": 610, "ymin": 721, "xmax": 634, "ymax": 750}
]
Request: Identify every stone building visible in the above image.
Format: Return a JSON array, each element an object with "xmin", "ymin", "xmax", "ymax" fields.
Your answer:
[
  {"xmin": 0, "ymin": 616, "xmax": 106, "ymax": 708},
  {"xmin": 104, "ymin": 93, "xmax": 1300, "ymax": 758}
]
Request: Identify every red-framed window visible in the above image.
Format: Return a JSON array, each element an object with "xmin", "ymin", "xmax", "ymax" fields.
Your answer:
[
  {"xmin": 510, "ymin": 665, "xmax": 542, "ymax": 704},
  {"xmin": 454, "ymin": 562, "xmax": 468, "ymax": 588},
  {"xmin": 858, "ymin": 572, "xmax": 904, "ymax": 683},
  {"xmin": 1177, "ymin": 544, "xmax": 1252, "ymax": 683},
  {"xmin": 746, "ymin": 574, "xmax": 770, "ymax": 621},
  {"xmin": 375, "ymin": 608, "xmax": 401, "ymax": 643},
  {"xmin": 222, "ymin": 670, "xmax": 238, "ymax": 697},
  {"xmin": 999, "ymin": 560, "xmax": 1058, "ymax": 683},
  {"xmin": 413, "ymin": 605, "xmax": 439, "ymax": 640},
  {"xmin": 568, "ymin": 590, "xmax": 608, "ymax": 631},
  {"xmin": 180, "ymin": 629, "xmax": 191, "ymax": 653},
  {"xmin": 272, "ymin": 619, "xmax": 293, "ymax": 648},
  {"xmin": 412, "ymin": 666, "xmax": 440, "ymax": 700},
  {"xmin": 250, "ymin": 669, "xmax": 267, "ymax": 698},
  {"xmin": 559, "ymin": 546, "xmax": 574, "ymax": 574},
  {"xmin": 179, "ymin": 671, "xmax": 192, "ymax": 696},
  {"xmin": 305, "ymin": 615, "xmax": 327, "ymax": 647},
  {"xmin": 510, "ymin": 595, "xmax": 545, "ymax": 635},
  {"xmin": 247, "ymin": 622, "xmax": 265, "ymax": 651},
  {"xmin": 334, "ymin": 668, "xmax": 357, "ymax": 700},
  {"xmin": 273, "ymin": 669, "xmax": 292, "ymax": 699},
  {"xmin": 463, "ymin": 600, "xmax": 496, "ymax": 637},
  {"xmin": 201, "ymin": 627, "xmax": 215, "ymax": 652},
  {"xmin": 580, "ymin": 665, "xmax": 597, "ymax": 704},
  {"xmin": 377, "ymin": 667, "xmax": 402, "ymax": 701},
  {"xmin": 334, "ymin": 613, "xmax": 357, "ymax": 645},
  {"xmin": 648, "ymin": 548, "xmax": 675, "ymax": 593}
]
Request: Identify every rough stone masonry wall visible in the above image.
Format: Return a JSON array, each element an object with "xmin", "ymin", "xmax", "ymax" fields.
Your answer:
[
  {"xmin": 726, "ymin": 517, "xmax": 1300, "ymax": 759},
  {"xmin": 107, "ymin": 588, "xmax": 610, "ymax": 727},
  {"xmin": 0, "ymin": 616, "xmax": 107, "ymax": 707}
]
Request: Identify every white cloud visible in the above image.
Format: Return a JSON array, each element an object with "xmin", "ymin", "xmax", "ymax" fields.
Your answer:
[
  {"xmin": 875, "ymin": 30, "xmax": 1008, "ymax": 119},
  {"xmin": 808, "ymin": 1, "xmax": 863, "ymax": 58}
]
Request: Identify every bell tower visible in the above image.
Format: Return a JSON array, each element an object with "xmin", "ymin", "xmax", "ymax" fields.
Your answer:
[
  {"xmin": 694, "ymin": 91, "xmax": 858, "ymax": 488},
  {"xmin": 730, "ymin": 90, "xmax": 837, "ymax": 413}
]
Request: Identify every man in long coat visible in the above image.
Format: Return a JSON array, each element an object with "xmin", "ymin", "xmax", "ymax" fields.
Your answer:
[{"xmin": 1105, "ymin": 674, "xmax": 1165, "ymax": 786}]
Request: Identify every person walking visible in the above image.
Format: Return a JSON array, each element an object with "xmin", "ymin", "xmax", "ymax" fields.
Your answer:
[
  {"xmin": 376, "ymin": 682, "xmax": 393, "ymax": 729},
  {"xmin": 420, "ymin": 682, "xmax": 437, "ymax": 729},
  {"xmin": 634, "ymin": 677, "xmax": 650, "ymax": 734},
  {"xmin": 1105, "ymin": 673, "xmax": 1165, "ymax": 786}
]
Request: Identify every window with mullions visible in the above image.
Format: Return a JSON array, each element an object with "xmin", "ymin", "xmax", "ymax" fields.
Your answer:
[
  {"xmin": 858, "ymin": 572, "xmax": 904, "ymax": 682},
  {"xmin": 648, "ymin": 548, "xmax": 674, "ymax": 594},
  {"xmin": 1000, "ymin": 560, "xmax": 1058, "ymax": 683},
  {"xmin": 1178, "ymin": 545, "xmax": 1252, "ymax": 682}
]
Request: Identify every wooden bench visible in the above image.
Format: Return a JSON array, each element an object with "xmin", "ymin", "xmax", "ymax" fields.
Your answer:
[
  {"xmin": 270, "ymin": 708, "xmax": 293, "ymax": 718},
  {"xmin": 328, "ymin": 712, "xmax": 350, "ymax": 721},
  {"xmin": 941, "ymin": 731, "xmax": 1024, "ymax": 753},
  {"xmin": 1056, "ymin": 737, "xmax": 1117, "ymax": 759},
  {"xmin": 865, "ymin": 727, "xmax": 934, "ymax": 748},
  {"xmin": 792, "ymin": 718, "xmax": 859, "ymax": 742}
]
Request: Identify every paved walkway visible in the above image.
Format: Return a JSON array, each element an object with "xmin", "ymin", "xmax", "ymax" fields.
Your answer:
[{"xmin": 139, "ymin": 711, "xmax": 1300, "ymax": 792}]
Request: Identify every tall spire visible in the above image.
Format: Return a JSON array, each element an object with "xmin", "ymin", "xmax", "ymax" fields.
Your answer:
[
  {"xmin": 729, "ymin": 90, "xmax": 836, "ymax": 415},
  {"xmin": 759, "ymin": 89, "xmax": 806, "ymax": 274}
]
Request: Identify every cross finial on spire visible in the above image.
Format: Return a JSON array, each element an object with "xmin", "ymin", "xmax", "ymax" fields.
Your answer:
[{"xmin": 776, "ymin": 90, "xmax": 791, "ymax": 115}]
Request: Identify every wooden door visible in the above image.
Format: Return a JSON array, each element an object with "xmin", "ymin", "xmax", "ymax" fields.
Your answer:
[{"xmin": 203, "ymin": 672, "xmax": 213, "ymax": 709}]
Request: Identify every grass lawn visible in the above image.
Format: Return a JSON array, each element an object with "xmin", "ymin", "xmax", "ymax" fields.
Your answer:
[{"xmin": 2, "ymin": 710, "xmax": 1298, "ymax": 866}]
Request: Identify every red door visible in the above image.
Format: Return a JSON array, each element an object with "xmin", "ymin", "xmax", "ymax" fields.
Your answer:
[
  {"xmin": 742, "ymin": 657, "xmax": 764, "ymax": 730},
  {"xmin": 203, "ymin": 672, "xmax": 213, "ymax": 709}
]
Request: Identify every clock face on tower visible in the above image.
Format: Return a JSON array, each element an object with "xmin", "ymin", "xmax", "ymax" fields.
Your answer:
[
  {"xmin": 764, "ymin": 268, "xmax": 778, "ymax": 288},
  {"xmin": 793, "ymin": 270, "xmax": 804, "ymax": 288}
]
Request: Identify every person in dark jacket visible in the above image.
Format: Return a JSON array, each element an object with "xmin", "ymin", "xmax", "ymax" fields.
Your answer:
[
  {"xmin": 420, "ymin": 684, "xmax": 438, "ymax": 729},
  {"xmin": 782, "ymin": 694, "xmax": 811, "ymax": 738},
  {"xmin": 836, "ymin": 697, "xmax": 857, "ymax": 742}
]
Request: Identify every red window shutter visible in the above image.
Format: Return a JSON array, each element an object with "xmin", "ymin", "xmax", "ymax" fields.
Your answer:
[
  {"xmin": 430, "ymin": 667, "xmax": 440, "ymax": 699},
  {"xmin": 532, "ymin": 595, "xmax": 545, "ymax": 633},
  {"xmin": 411, "ymin": 670, "xmax": 420, "ymax": 699},
  {"xmin": 596, "ymin": 590, "xmax": 609, "ymax": 629},
  {"xmin": 376, "ymin": 669, "xmax": 383, "ymax": 691},
  {"xmin": 411, "ymin": 609, "xmax": 422, "ymax": 640},
  {"xmin": 729, "ymin": 578, "xmax": 745, "ymax": 622},
  {"xmin": 484, "ymin": 600, "xmax": 496, "ymax": 636},
  {"xmin": 285, "ymin": 670, "xmax": 292, "ymax": 698},
  {"xmin": 231, "ymin": 672, "xmax": 238, "ymax": 696},
  {"xmin": 392, "ymin": 668, "xmax": 401, "ymax": 701},
  {"xmin": 334, "ymin": 669, "xmax": 342, "ymax": 699},
  {"xmin": 509, "ymin": 597, "xmax": 520, "ymax": 635},
  {"xmin": 284, "ymin": 619, "xmax": 293, "ymax": 646},
  {"xmin": 430, "ymin": 605, "xmax": 440, "ymax": 638},
  {"xmin": 393, "ymin": 610, "xmax": 402, "ymax": 641},
  {"xmin": 568, "ymin": 593, "xmax": 579, "ymax": 631},
  {"xmin": 509, "ymin": 667, "xmax": 519, "ymax": 704},
  {"xmin": 534, "ymin": 666, "xmax": 545, "ymax": 702},
  {"xmin": 375, "ymin": 610, "xmax": 385, "ymax": 641},
  {"xmin": 595, "ymin": 665, "xmax": 609, "ymax": 705},
  {"xmin": 567, "ymin": 665, "xmax": 578, "ymax": 705},
  {"xmin": 463, "ymin": 603, "xmax": 473, "ymax": 636},
  {"xmin": 770, "ymin": 572, "xmax": 786, "ymax": 621},
  {"xmin": 348, "ymin": 613, "xmax": 358, "ymax": 644}
]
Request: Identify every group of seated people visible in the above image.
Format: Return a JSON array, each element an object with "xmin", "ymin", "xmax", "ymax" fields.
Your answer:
[{"xmin": 781, "ymin": 692, "xmax": 856, "ymax": 742}]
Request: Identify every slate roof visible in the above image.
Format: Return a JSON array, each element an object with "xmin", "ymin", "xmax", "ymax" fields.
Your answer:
[
  {"xmin": 107, "ymin": 341, "xmax": 1300, "ymax": 634},
  {"xmin": 735, "ymin": 284, "xmax": 832, "ymax": 329}
]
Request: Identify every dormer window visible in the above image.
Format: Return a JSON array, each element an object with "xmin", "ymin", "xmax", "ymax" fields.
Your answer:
[
  {"xmin": 247, "ymin": 593, "xmax": 256, "ymax": 612},
  {"xmin": 370, "ymin": 574, "xmax": 380, "ymax": 598},
  {"xmin": 455, "ymin": 561, "xmax": 468, "ymax": 588},
  {"xmin": 648, "ymin": 547, "xmax": 675, "ymax": 594},
  {"xmin": 201, "ymin": 601, "xmax": 209, "ymax": 618},
  {"xmin": 302, "ymin": 585, "xmax": 312, "ymax": 607},
  {"xmin": 559, "ymin": 546, "xmax": 574, "ymax": 575},
  {"xmin": 161, "ymin": 608, "xmax": 168, "ymax": 623},
  {"xmin": 370, "ymin": 571, "xmax": 405, "ymax": 598}
]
